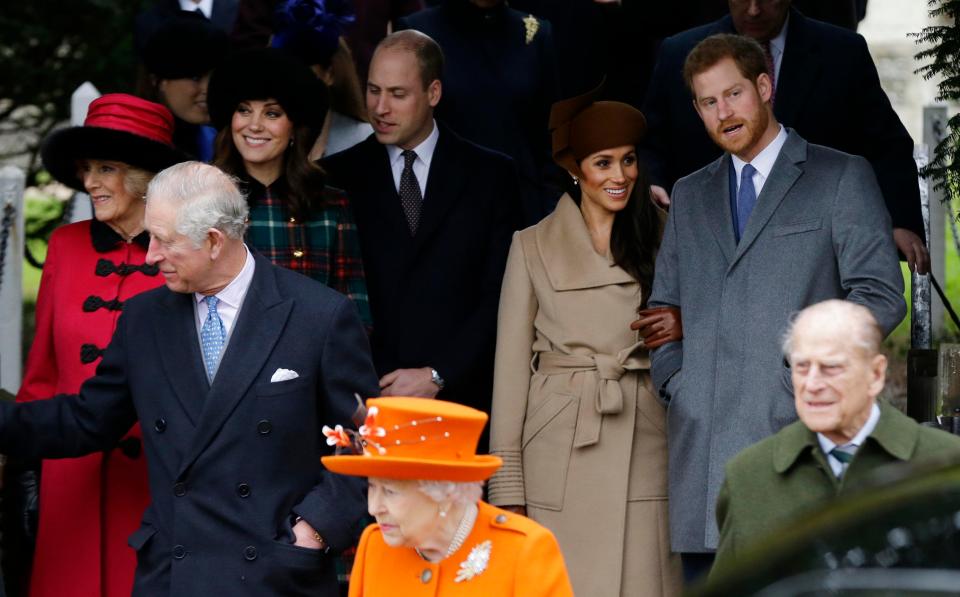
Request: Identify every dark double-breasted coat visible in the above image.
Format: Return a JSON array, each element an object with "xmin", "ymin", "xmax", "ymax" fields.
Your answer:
[
  {"xmin": 322, "ymin": 127, "xmax": 522, "ymax": 423},
  {"xmin": 2, "ymin": 251, "xmax": 379, "ymax": 597},
  {"xmin": 642, "ymin": 7, "xmax": 924, "ymax": 238}
]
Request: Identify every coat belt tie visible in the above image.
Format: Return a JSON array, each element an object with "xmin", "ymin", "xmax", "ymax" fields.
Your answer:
[{"xmin": 536, "ymin": 342, "xmax": 649, "ymax": 448}]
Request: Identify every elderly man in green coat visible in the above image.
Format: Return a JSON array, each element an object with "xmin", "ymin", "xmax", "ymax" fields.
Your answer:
[{"xmin": 712, "ymin": 299, "xmax": 960, "ymax": 576}]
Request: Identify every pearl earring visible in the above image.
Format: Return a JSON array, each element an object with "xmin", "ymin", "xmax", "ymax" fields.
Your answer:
[{"xmin": 572, "ymin": 176, "xmax": 579, "ymax": 185}]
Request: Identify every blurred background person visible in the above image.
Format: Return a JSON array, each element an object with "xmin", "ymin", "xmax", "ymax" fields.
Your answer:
[
  {"xmin": 322, "ymin": 397, "xmax": 574, "ymax": 596},
  {"xmin": 398, "ymin": 0, "xmax": 561, "ymax": 225},
  {"xmin": 208, "ymin": 47, "xmax": 372, "ymax": 326},
  {"xmin": 269, "ymin": 0, "xmax": 373, "ymax": 159},
  {"xmin": 487, "ymin": 88, "xmax": 683, "ymax": 596},
  {"xmin": 17, "ymin": 94, "xmax": 185, "ymax": 597},
  {"xmin": 136, "ymin": 11, "xmax": 232, "ymax": 161}
]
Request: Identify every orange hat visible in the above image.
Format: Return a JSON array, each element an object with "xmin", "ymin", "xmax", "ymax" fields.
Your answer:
[
  {"xmin": 321, "ymin": 398, "xmax": 502, "ymax": 482},
  {"xmin": 550, "ymin": 83, "xmax": 647, "ymax": 178}
]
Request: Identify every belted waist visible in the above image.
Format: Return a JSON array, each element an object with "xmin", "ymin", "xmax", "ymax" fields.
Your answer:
[{"xmin": 535, "ymin": 343, "xmax": 649, "ymax": 448}]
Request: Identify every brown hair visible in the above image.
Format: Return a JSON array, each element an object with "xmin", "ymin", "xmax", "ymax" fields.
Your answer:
[
  {"xmin": 213, "ymin": 120, "xmax": 328, "ymax": 220},
  {"xmin": 376, "ymin": 30, "xmax": 444, "ymax": 90},
  {"xmin": 683, "ymin": 34, "xmax": 769, "ymax": 95},
  {"xmin": 325, "ymin": 38, "xmax": 368, "ymax": 122}
]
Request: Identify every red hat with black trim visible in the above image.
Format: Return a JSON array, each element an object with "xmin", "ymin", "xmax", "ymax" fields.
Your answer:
[{"xmin": 41, "ymin": 93, "xmax": 188, "ymax": 192}]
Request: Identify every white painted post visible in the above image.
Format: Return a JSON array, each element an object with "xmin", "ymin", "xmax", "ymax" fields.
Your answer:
[
  {"xmin": 0, "ymin": 166, "xmax": 26, "ymax": 394},
  {"xmin": 68, "ymin": 82, "xmax": 100, "ymax": 224},
  {"xmin": 924, "ymin": 105, "xmax": 947, "ymax": 337}
]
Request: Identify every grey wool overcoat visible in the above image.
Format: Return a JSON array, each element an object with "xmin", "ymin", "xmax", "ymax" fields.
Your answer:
[
  {"xmin": 649, "ymin": 130, "xmax": 906, "ymax": 552},
  {"xmin": 488, "ymin": 195, "xmax": 682, "ymax": 596}
]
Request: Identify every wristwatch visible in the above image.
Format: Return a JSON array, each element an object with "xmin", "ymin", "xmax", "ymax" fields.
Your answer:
[{"xmin": 429, "ymin": 367, "xmax": 445, "ymax": 390}]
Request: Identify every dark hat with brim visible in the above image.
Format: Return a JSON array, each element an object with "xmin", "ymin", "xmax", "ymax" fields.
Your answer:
[
  {"xmin": 42, "ymin": 94, "xmax": 188, "ymax": 192},
  {"xmin": 207, "ymin": 47, "xmax": 328, "ymax": 135},
  {"xmin": 141, "ymin": 11, "xmax": 231, "ymax": 80},
  {"xmin": 550, "ymin": 84, "xmax": 647, "ymax": 178}
]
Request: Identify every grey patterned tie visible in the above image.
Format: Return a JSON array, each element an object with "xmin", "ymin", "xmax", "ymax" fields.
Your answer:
[
  {"xmin": 200, "ymin": 296, "xmax": 226, "ymax": 382},
  {"xmin": 399, "ymin": 149, "xmax": 423, "ymax": 235}
]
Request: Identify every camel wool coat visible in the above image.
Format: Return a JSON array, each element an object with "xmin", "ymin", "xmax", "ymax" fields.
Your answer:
[{"xmin": 488, "ymin": 195, "xmax": 681, "ymax": 596}]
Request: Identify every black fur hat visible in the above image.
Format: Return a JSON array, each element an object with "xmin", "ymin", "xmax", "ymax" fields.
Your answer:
[{"xmin": 207, "ymin": 47, "xmax": 328, "ymax": 135}]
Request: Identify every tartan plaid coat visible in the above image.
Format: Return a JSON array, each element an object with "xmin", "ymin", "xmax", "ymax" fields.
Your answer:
[{"xmin": 243, "ymin": 175, "xmax": 372, "ymax": 327}]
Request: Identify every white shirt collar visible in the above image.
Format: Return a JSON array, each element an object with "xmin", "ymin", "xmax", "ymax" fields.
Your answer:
[
  {"xmin": 731, "ymin": 124, "xmax": 787, "ymax": 193},
  {"xmin": 386, "ymin": 119, "xmax": 439, "ymax": 173},
  {"xmin": 769, "ymin": 14, "xmax": 788, "ymax": 56},
  {"xmin": 194, "ymin": 244, "xmax": 255, "ymax": 311},
  {"xmin": 817, "ymin": 402, "xmax": 882, "ymax": 457},
  {"xmin": 180, "ymin": 0, "xmax": 213, "ymax": 19}
]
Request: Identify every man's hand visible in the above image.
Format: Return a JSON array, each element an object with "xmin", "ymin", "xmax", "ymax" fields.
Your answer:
[
  {"xmin": 893, "ymin": 227, "xmax": 930, "ymax": 275},
  {"xmin": 631, "ymin": 306, "xmax": 682, "ymax": 350},
  {"xmin": 379, "ymin": 367, "xmax": 440, "ymax": 398},
  {"xmin": 650, "ymin": 185, "xmax": 670, "ymax": 209},
  {"xmin": 292, "ymin": 518, "xmax": 326, "ymax": 550}
]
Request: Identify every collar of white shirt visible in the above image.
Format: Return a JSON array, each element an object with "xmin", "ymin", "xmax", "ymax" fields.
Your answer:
[
  {"xmin": 731, "ymin": 124, "xmax": 787, "ymax": 196},
  {"xmin": 386, "ymin": 119, "xmax": 440, "ymax": 195},
  {"xmin": 767, "ymin": 14, "xmax": 788, "ymax": 79},
  {"xmin": 180, "ymin": 0, "xmax": 213, "ymax": 19},
  {"xmin": 817, "ymin": 402, "xmax": 882, "ymax": 471},
  {"xmin": 194, "ymin": 244, "xmax": 256, "ymax": 337}
]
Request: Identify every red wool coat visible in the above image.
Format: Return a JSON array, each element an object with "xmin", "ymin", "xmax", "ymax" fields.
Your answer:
[{"xmin": 17, "ymin": 219, "xmax": 163, "ymax": 597}]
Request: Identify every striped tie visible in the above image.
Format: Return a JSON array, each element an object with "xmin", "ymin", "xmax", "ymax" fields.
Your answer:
[{"xmin": 830, "ymin": 446, "xmax": 855, "ymax": 478}]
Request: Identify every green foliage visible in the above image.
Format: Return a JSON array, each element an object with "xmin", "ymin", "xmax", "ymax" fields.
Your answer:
[{"xmin": 0, "ymin": 0, "xmax": 148, "ymax": 178}]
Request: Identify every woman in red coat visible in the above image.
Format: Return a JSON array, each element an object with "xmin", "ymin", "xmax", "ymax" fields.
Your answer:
[{"xmin": 17, "ymin": 94, "xmax": 185, "ymax": 597}]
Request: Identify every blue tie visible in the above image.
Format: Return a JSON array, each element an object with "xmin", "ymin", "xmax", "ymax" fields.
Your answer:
[
  {"xmin": 737, "ymin": 164, "xmax": 758, "ymax": 239},
  {"xmin": 201, "ymin": 296, "xmax": 226, "ymax": 382}
]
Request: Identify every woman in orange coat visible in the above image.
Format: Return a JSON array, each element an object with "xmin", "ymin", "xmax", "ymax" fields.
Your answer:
[
  {"xmin": 322, "ymin": 398, "xmax": 573, "ymax": 596},
  {"xmin": 17, "ymin": 94, "xmax": 185, "ymax": 597}
]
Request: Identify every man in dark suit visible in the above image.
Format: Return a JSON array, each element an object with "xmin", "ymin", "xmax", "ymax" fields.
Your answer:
[
  {"xmin": 398, "ymin": 0, "xmax": 560, "ymax": 224},
  {"xmin": 712, "ymin": 300, "xmax": 960, "ymax": 577},
  {"xmin": 0, "ymin": 162, "xmax": 379, "ymax": 597},
  {"xmin": 322, "ymin": 30, "xmax": 521, "ymax": 425},
  {"xmin": 642, "ymin": 0, "xmax": 929, "ymax": 273}
]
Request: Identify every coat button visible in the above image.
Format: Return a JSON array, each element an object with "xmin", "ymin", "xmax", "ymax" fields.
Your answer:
[
  {"xmin": 420, "ymin": 569, "xmax": 432, "ymax": 583},
  {"xmin": 243, "ymin": 546, "xmax": 258, "ymax": 561},
  {"xmin": 495, "ymin": 514, "xmax": 508, "ymax": 524},
  {"xmin": 173, "ymin": 482, "xmax": 186, "ymax": 497},
  {"xmin": 257, "ymin": 420, "xmax": 272, "ymax": 435},
  {"xmin": 154, "ymin": 418, "xmax": 167, "ymax": 433},
  {"xmin": 236, "ymin": 483, "xmax": 251, "ymax": 498},
  {"xmin": 172, "ymin": 545, "xmax": 186, "ymax": 559}
]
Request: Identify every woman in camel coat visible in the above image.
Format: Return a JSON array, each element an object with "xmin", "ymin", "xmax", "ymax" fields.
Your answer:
[{"xmin": 488, "ymin": 89, "xmax": 683, "ymax": 596}]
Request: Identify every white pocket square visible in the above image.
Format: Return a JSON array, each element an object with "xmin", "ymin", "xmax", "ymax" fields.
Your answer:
[{"xmin": 270, "ymin": 368, "xmax": 299, "ymax": 382}]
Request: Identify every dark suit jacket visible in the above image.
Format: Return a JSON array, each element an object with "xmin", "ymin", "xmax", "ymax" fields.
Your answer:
[
  {"xmin": 136, "ymin": 0, "xmax": 240, "ymax": 43},
  {"xmin": 322, "ymin": 127, "xmax": 521, "ymax": 420},
  {"xmin": 398, "ymin": 0, "xmax": 561, "ymax": 225},
  {"xmin": 0, "ymin": 252, "xmax": 379, "ymax": 597},
  {"xmin": 642, "ymin": 8, "xmax": 923, "ymax": 238},
  {"xmin": 712, "ymin": 402, "xmax": 960, "ymax": 575}
]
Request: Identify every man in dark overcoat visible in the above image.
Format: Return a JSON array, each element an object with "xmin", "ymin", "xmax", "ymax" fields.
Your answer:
[
  {"xmin": 0, "ymin": 162, "xmax": 379, "ymax": 596},
  {"xmin": 322, "ymin": 30, "xmax": 522, "ymax": 434}
]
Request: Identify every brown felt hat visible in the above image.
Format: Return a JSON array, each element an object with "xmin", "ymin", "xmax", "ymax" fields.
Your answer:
[{"xmin": 549, "ymin": 86, "xmax": 647, "ymax": 178}]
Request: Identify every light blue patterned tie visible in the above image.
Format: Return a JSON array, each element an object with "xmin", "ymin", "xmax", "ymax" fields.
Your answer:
[
  {"xmin": 201, "ymin": 296, "xmax": 226, "ymax": 382},
  {"xmin": 737, "ymin": 164, "xmax": 758, "ymax": 239}
]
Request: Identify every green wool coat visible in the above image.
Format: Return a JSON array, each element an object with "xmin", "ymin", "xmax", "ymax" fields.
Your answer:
[{"xmin": 712, "ymin": 401, "xmax": 960, "ymax": 576}]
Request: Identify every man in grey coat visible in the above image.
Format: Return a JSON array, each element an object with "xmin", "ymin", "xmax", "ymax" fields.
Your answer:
[{"xmin": 648, "ymin": 33, "xmax": 906, "ymax": 581}]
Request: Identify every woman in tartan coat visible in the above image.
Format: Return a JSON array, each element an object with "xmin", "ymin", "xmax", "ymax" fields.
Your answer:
[{"xmin": 209, "ymin": 47, "xmax": 372, "ymax": 326}]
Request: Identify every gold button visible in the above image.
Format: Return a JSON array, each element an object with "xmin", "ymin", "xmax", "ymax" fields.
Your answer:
[
  {"xmin": 420, "ymin": 569, "xmax": 432, "ymax": 583},
  {"xmin": 289, "ymin": 217, "xmax": 296, "ymax": 223},
  {"xmin": 293, "ymin": 250, "xmax": 304, "ymax": 258}
]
